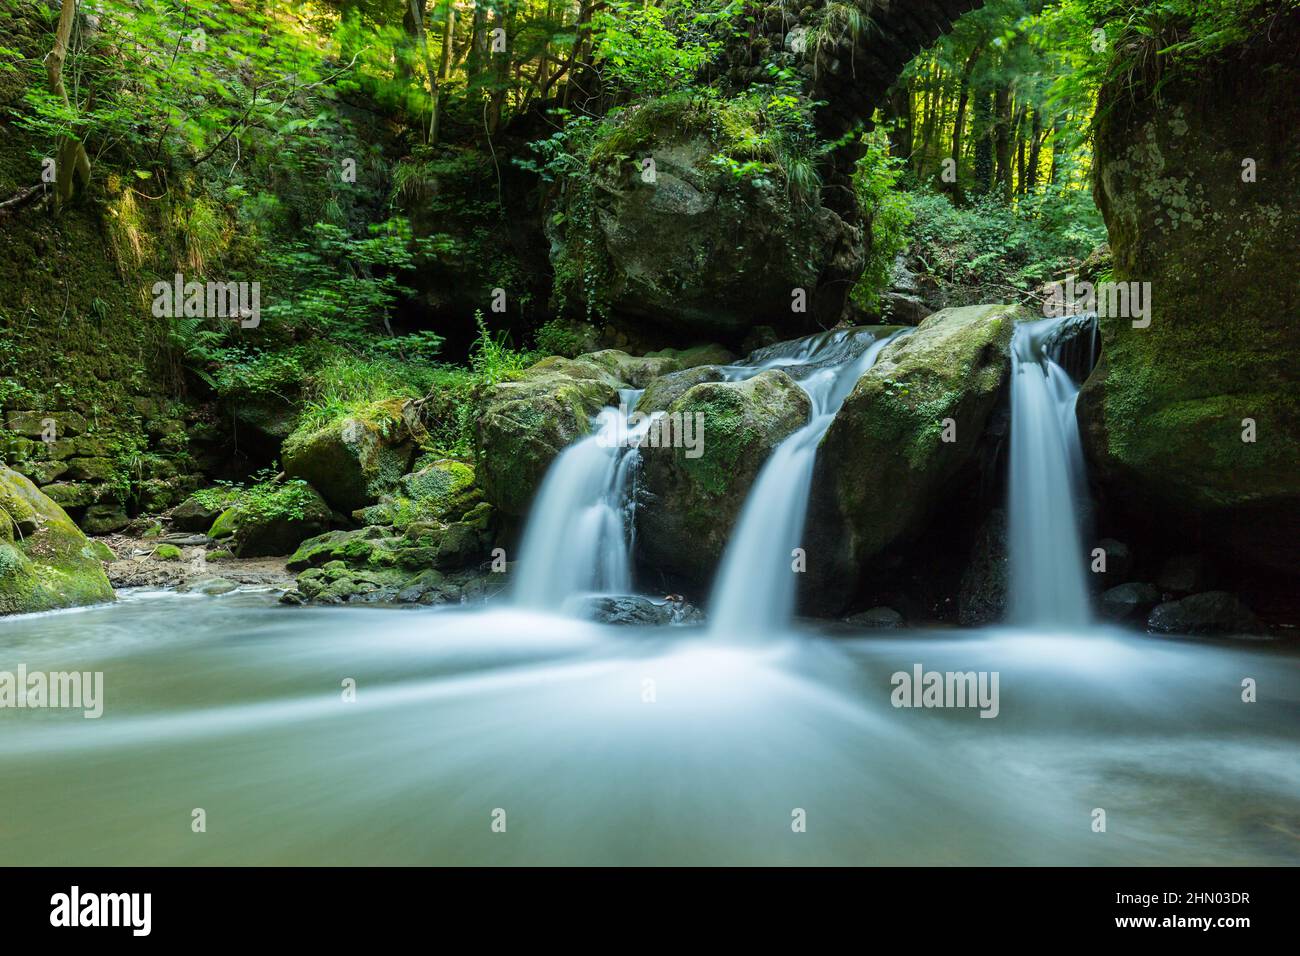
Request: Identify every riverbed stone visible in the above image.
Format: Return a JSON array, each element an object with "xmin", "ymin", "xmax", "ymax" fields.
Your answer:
[{"xmin": 1101, "ymin": 582, "xmax": 1161, "ymax": 622}]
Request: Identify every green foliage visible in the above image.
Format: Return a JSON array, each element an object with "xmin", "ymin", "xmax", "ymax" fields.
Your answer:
[
  {"xmin": 594, "ymin": 1, "xmax": 721, "ymax": 97},
  {"xmin": 851, "ymin": 131, "xmax": 915, "ymax": 312},
  {"xmin": 905, "ymin": 184, "xmax": 1106, "ymax": 305},
  {"xmin": 201, "ymin": 470, "xmax": 318, "ymax": 526},
  {"xmin": 534, "ymin": 319, "xmax": 587, "ymax": 358}
]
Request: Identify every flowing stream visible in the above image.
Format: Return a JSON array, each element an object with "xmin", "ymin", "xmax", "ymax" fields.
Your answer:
[
  {"xmin": 513, "ymin": 389, "xmax": 646, "ymax": 609},
  {"xmin": 709, "ymin": 329, "xmax": 908, "ymax": 636},
  {"xmin": 1007, "ymin": 316, "xmax": 1094, "ymax": 627},
  {"xmin": 1, "ymin": 592, "xmax": 1295, "ymax": 865}
]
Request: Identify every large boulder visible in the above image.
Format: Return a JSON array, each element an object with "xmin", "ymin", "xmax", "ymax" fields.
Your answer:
[
  {"xmin": 282, "ymin": 399, "xmax": 421, "ymax": 513},
  {"xmin": 1083, "ymin": 16, "xmax": 1300, "ymax": 574},
  {"xmin": 1147, "ymin": 591, "xmax": 1259, "ymax": 636},
  {"xmin": 474, "ymin": 355, "xmax": 624, "ymax": 517},
  {"xmin": 546, "ymin": 98, "xmax": 863, "ymax": 339},
  {"xmin": 638, "ymin": 370, "xmax": 811, "ymax": 587},
  {"xmin": 0, "ymin": 464, "xmax": 114, "ymax": 615},
  {"xmin": 806, "ymin": 304, "xmax": 1021, "ymax": 612}
]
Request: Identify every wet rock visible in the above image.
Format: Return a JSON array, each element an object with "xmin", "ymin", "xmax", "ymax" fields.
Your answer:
[
  {"xmin": 638, "ymin": 369, "xmax": 811, "ymax": 586},
  {"xmin": 576, "ymin": 595, "xmax": 703, "ymax": 626},
  {"xmin": 844, "ymin": 606, "xmax": 904, "ymax": 628},
  {"xmin": 474, "ymin": 355, "xmax": 624, "ymax": 517},
  {"xmin": 958, "ymin": 509, "xmax": 1008, "ymax": 626},
  {"xmin": 809, "ymin": 305, "xmax": 1021, "ymax": 613},
  {"xmin": 880, "ymin": 292, "xmax": 932, "ymax": 326},
  {"xmin": 1147, "ymin": 591, "xmax": 1259, "ymax": 635},
  {"xmin": 179, "ymin": 577, "xmax": 239, "ymax": 596},
  {"xmin": 1100, "ymin": 582, "xmax": 1161, "ymax": 622}
]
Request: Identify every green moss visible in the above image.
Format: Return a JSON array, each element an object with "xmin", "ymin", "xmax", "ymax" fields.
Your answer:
[{"xmin": 153, "ymin": 543, "xmax": 182, "ymax": 561}]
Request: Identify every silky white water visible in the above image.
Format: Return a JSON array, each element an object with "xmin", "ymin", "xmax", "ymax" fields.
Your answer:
[
  {"xmin": 512, "ymin": 389, "xmax": 646, "ymax": 609},
  {"xmin": 710, "ymin": 329, "xmax": 908, "ymax": 636},
  {"xmin": 1007, "ymin": 316, "xmax": 1093, "ymax": 627},
  {"xmin": 1, "ymin": 591, "xmax": 1295, "ymax": 865}
]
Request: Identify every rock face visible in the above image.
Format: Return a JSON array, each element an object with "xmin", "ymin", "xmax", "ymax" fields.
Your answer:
[
  {"xmin": 638, "ymin": 370, "xmax": 811, "ymax": 587},
  {"xmin": 0, "ymin": 464, "xmax": 114, "ymax": 615},
  {"xmin": 282, "ymin": 399, "xmax": 421, "ymax": 513},
  {"xmin": 474, "ymin": 355, "xmax": 624, "ymax": 517},
  {"xmin": 958, "ymin": 508, "xmax": 1008, "ymax": 626},
  {"xmin": 547, "ymin": 104, "xmax": 863, "ymax": 338},
  {"xmin": 573, "ymin": 595, "xmax": 704, "ymax": 626},
  {"xmin": 1147, "ymin": 591, "xmax": 1259, "ymax": 636},
  {"xmin": 1083, "ymin": 20, "xmax": 1300, "ymax": 574},
  {"xmin": 807, "ymin": 305, "xmax": 1020, "ymax": 612}
]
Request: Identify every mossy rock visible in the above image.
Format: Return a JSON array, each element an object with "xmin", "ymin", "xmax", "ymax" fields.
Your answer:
[
  {"xmin": 638, "ymin": 369, "xmax": 811, "ymax": 585},
  {"xmin": 1083, "ymin": 27, "xmax": 1300, "ymax": 572},
  {"xmin": 637, "ymin": 364, "xmax": 728, "ymax": 414},
  {"xmin": 153, "ymin": 543, "xmax": 182, "ymax": 561},
  {"xmin": 286, "ymin": 527, "xmax": 391, "ymax": 572},
  {"xmin": 583, "ymin": 349, "xmax": 683, "ymax": 389},
  {"xmin": 63, "ymin": 457, "xmax": 116, "ymax": 482},
  {"xmin": 208, "ymin": 481, "xmax": 333, "ymax": 557},
  {"xmin": 172, "ymin": 492, "xmax": 233, "ymax": 533},
  {"xmin": 645, "ymin": 343, "xmax": 737, "ymax": 370},
  {"xmin": 474, "ymin": 356, "xmax": 625, "ymax": 517},
  {"xmin": 546, "ymin": 100, "xmax": 863, "ymax": 337},
  {"xmin": 79, "ymin": 504, "xmax": 129, "ymax": 535},
  {"xmin": 807, "ymin": 305, "xmax": 1020, "ymax": 611},
  {"xmin": 282, "ymin": 399, "xmax": 419, "ymax": 513},
  {"xmin": 0, "ymin": 464, "xmax": 115, "ymax": 615}
]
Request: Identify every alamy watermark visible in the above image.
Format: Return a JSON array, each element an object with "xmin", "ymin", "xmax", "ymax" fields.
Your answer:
[
  {"xmin": 596, "ymin": 406, "xmax": 705, "ymax": 459},
  {"xmin": 0, "ymin": 665, "xmax": 104, "ymax": 718},
  {"xmin": 890, "ymin": 664, "xmax": 1000, "ymax": 718},
  {"xmin": 1045, "ymin": 274, "xmax": 1151, "ymax": 328},
  {"xmin": 151, "ymin": 272, "xmax": 260, "ymax": 327}
]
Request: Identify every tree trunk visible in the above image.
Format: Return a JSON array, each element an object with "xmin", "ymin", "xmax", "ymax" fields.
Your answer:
[
  {"xmin": 993, "ymin": 83, "xmax": 1012, "ymax": 201},
  {"xmin": 1026, "ymin": 108, "xmax": 1043, "ymax": 191},
  {"xmin": 884, "ymin": 83, "xmax": 912, "ymax": 162},
  {"xmin": 949, "ymin": 42, "xmax": 984, "ymax": 193},
  {"xmin": 48, "ymin": 0, "xmax": 91, "ymax": 208},
  {"xmin": 431, "ymin": 0, "xmax": 454, "ymax": 142},
  {"xmin": 972, "ymin": 90, "xmax": 993, "ymax": 195}
]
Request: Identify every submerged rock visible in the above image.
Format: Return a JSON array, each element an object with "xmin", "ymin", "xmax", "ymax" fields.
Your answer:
[
  {"xmin": 0, "ymin": 464, "xmax": 115, "ymax": 615},
  {"xmin": 575, "ymin": 595, "xmax": 704, "ymax": 626},
  {"xmin": 1147, "ymin": 591, "xmax": 1260, "ymax": 636},
  {"xmin": 844, "ymin": 606, "xmax": 904, "ymax": 629},
  {"xmin": 638, "ymin": 369, "xmax": 811, "ymax": 586}
]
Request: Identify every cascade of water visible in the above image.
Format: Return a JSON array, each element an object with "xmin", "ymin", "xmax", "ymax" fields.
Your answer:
[
  {"xmin": 1007, "ymin": 315, "xmax": 1095, "ymax": 628},
  {"xmin": 512, "ymin": 390, "xmax": 646, "ymax": 609},
  {"xmin": 708, "ymin": 329, "xmax": 909, "ymax": 636}
]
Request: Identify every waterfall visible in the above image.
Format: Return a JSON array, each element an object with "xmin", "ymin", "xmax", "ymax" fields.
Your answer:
[
  {"xmin": 1007, "ymin": 315, "xmax": 1094, "ymax": 628},
  {"xmin": 709, "ymin": 329, "xmax": 908, "ymax": 636},
  {"xmin": 513, "ymin": 389, "xmax": 646, "ymax": 610}
]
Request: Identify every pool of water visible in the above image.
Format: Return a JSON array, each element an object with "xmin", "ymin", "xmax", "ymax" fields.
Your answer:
[{"xmin": 1, "ymin": 591, "xmax": 1297, "ymax": 865}]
